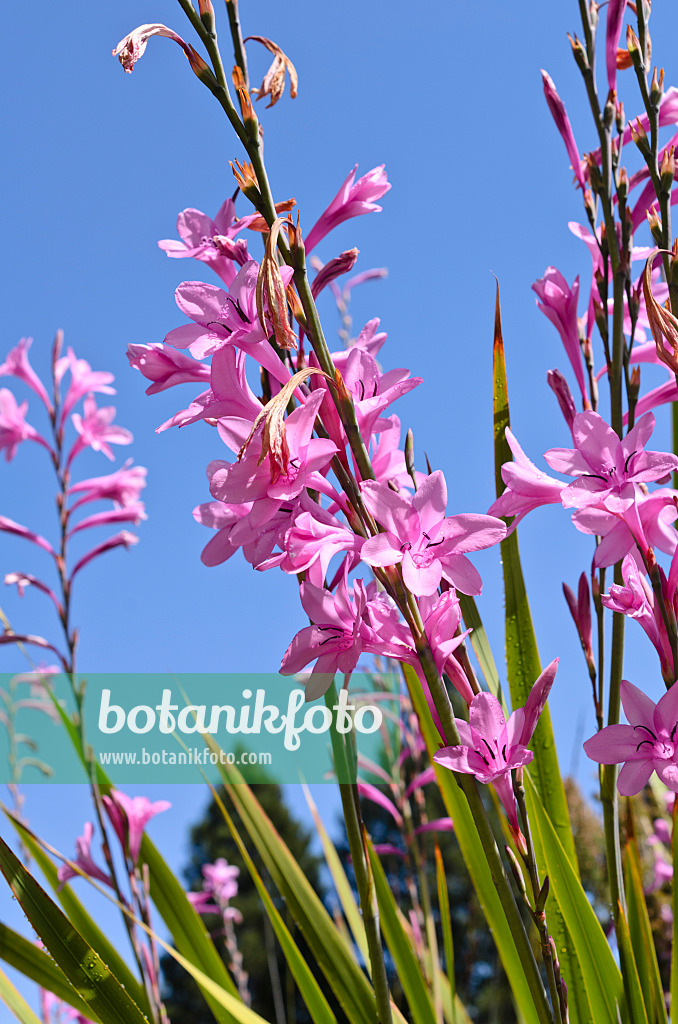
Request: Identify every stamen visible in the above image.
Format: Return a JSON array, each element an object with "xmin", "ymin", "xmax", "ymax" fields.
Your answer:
[
  {"xmin": 624, "ymin": 450, "xmax": 637, "ymax": 474},
  {"xmin": 581, "ymin": 473, "xmax": 608, "ymax": 483},
  {"xmin": 206, "ymin": 320, "xmax": 233, "ymax": 335},
  {"xmin": 481, "ymin": 738, "xmax": 496, "ymax": 761},
  {"xmin": 224, "ymin": 295, "xmax": 251, "ymax": 324},
  {"xmin": 634, "ymin": 724, "xmax": 657, "ymax": 740},
  {"xmin": 356, "ymin": 380, "xmax": 365, "ymax": 401},
  {"xmin": 636, "ymin": 739, "xmax": 654, "ymax": 751}
]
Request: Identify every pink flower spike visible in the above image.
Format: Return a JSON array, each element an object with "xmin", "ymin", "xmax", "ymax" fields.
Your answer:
[
  {"xmin": 102, "ymin": 790, "xmax": 171, "ymax": 864},
  {"xmin": 305, "ymin": 165, "xmax": 391, "ymax": 253},
  {"xmin": 0, "ymin": 515, "xmax": 55, "ymax": 556},
  {"xmin": 127, "ymin": 343, "xmax": 211, "ymax": 395},
  {"xmin": 68, "ymin": 396, "xmax": 133, "ymax": 465},
  {"xmin": 57, "ymin": 822, "xmax": 113, "ymax": 889},
  {"xmin": 606, "ymin": 0, "xmax": 628, "ymax": 94},
  {"xmin": 541, "ymin": 71, "xmax": 587, "ymax": 189},
  {"xmin": 0, "ymin": 389, "xmax": 53, "ymax": 461},
  {"xmin": 69, "ymin": 530, "xmax": 139, "ymax": 580},
  {"xmin": 68, "ymin": 461, "xmax": 147, "ymax": 510},
  {"xmin": 584, "ymin": 679, "xmax": 678, "ymax": 794},
  {"xmin": 0, "ymin": 338, "xmax": 52, "ymax": 411}
]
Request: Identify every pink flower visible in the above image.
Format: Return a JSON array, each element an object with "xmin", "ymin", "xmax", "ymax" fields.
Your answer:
[
  {"xmin": 0, "ymin": 337, "xmax": 52, "ymax": 411},
  {"xmin": 202, "ymin": 858, "xmax": 240, "ymax": 902},
  {"xmin": 68, "ymin": 460, "xmax": 147, "ymax": 509},
  {"xmin": 0, "ymin": 389, "xmax": 52, "ymax": 461},
  {"xmin": 126, "ymin": 343, "xmax": 211, "ymax": 396},
  {"xmin": 532, "ymin": 268, "xmax": 588, "ymax": 401},
  {"xmin": 361, "ymin": 470, "xmax": 506, "ymax": 597},
  {"xmin": 541, "ymin": 71, "xmax": 587, "ymax": 189},
  {"xmin": 563, "ymin": 572, "xmax": 593, "ymax": 660},
  {"xmin": 158, "ymin": 198, "xmax": 254, "ymax": 286},
  {"xmin": 102, "ymin": 790, "xmax": 171, "ymax": 864},
  {"xmin": 305, "ymin": 165, "xmax": 391, "ymax": 253},
  {"xmin": 571, "ymin": 488, "xmax": 678, "ymax": 567},
  {"xmin": 57, "ymin": 822, "xmax": 112, "ymax": 889},
  {"xmin": 606, "ymin": 0, "xmax": 628, "ymax": 94},
  {"xmin": 489, "ymin": 428, "xmax": 564, "ymax": 530},
  {"xmin": 113, "ymin": 23, "xmax": 207, "ymax": 77},
  {"xmin": 544, "ymin": 411, "xmax": 678, "ymax": 513},
  {"xmin": 55, "ymin": 349, "xmax": 115, "ymax": 423},
  {"xmin": 419, "ymin": 590, "xmax": 474, "ymax": 704},
  {"xmin": 583, "ymin": 679, "xmax": 678, "ymax": 794},
  {"xmin": 69, "ymin": 396, "xmax": 133, "ymax": 464},
  {"xmin": 601, "ymin": 555, "xmax": 672, "ymax": 676},
  {"xmin": 209, "ymin": 391, "xmax": 337, "ymax": 508},
  {"xmin": 280, "ymin": 575, "xmax": 402, "ymax": 700},
  {"xmin": 164, "ymin": 261, "xmax": 291, "ymax": 383},
  {"xmin": 435, "ymin": 659, "xmax": 559, "ymax": 838}
]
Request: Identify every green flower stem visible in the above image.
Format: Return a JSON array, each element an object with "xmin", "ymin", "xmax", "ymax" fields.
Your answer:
[
  {"xmin": 224, "ymin": 0, "xmax": 250, "ymax": 88},
  {"xmin": 602, "ymin": 567, "xmax": 626, "ymax": 919},
  {"xmin": 325, "ymin": 685, "xmax": 393, "ymax": 1024},
  {"xmin": 514, "ymin": 771, "xmax": 564, "ymax": 1024}
]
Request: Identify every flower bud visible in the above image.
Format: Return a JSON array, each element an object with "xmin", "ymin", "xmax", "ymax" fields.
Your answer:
[
  {"xmin": 568, "ymin": 33, "xmax": 588, "ymax": 72},
  {"xmin": 198, "ymin": 0, "xmax": 215, "ymax": 33},
  {"xmin": 585, "ymin": 154, "xmax": 603, "ymax": 194},
  {"xmin": 629, "ymin": 118, "xmax": 650, "ymax": 157},
  {"xmin": 617, "ymin": 166, "xmax": 629, "ymax": 203},
  {"xmin": 660, "ymin": 146, "xmax": 675, "ymax": 194},
  {"xmin": 504, "ymin": 846, "xmax": 527, "ymax": 896},
  {"xmin": 615, "ymin": 100, "xmax": 625, "ymax": 134},
  {"xmin": 647, "ymin": 206, "xmax": 663, "ymax": 245},
  {"xmin": 650, "ymin": 66, "xmax": 665, "ymax": 108},
  {"xmin": 626, "ymin": 24, "xmax": 642, "ymax": 68},
  {"xmin": 603, "ymin": 91, "xmax": 616, "ymax": 130}
]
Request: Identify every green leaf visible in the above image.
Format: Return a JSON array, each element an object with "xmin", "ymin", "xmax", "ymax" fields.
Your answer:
[
  {"xmin": 212, "ymin": 756, "xmax": 378, "ymax": 1024},
  {"xmin": 302, "ymin": 784, "xmax": 368, "ymax": 964},
  {"xmin": 0, "ymin": 836, "xmax": 148, "ymax": 1024},
  {"xmin": 367, "ymin": 839, "xmax": 436, "ymax": 1024},
  {"xmin": 0, "ymin": 962, "xmax": 43, "ymax": 1024},
  {"xmin": 616, "ymin": 904, "xmax": 650, "ymax": 1024},
  {"xmin": 0, "ymin": 922, "xmax": 96, "ymax": 1019},
  {"xmin": 208, "ymin": 784, "xmax": 338, "ymax": 1024},
  {"xmin": 435, "ymin": 845, "xmax": 456, "ymax": 1024},
  {"xmin": 524, "ymin": 773, "xmax": 623, "ymax": 1023},
  {"xmin": 402, "ymin": 664, "xmax": 543, "ymax": 1024},
  {"xmin": 623, "ymin": 840, "xmax": 667, "ymax": 1024},
  {"xmin": 4, "ymin": 814, "xmax": 151, "ymax": 1019},
  {"xmin": 492, "ymin": 283, "xmax": 577, "ymax": 870}
]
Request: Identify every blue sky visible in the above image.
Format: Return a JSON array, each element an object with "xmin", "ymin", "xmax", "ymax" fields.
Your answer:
[{"xmin": 2, "ymin": 0, "xmax": 678, "ymax": 1008}]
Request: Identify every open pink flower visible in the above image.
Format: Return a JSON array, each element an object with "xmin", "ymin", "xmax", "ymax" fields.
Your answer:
[
  {"xmin": 164, "ymin": 261, "xmax": 291, "ymax": 383},
  {"xmin": 361, "ymin": 470, "xmax": 506, "ymax": 596},
  {"xmin": 0, "ymin": 389, "xmax": 51, "ymax": 461},
  {"xmin": 158, "ymin": 198, "xmax": 254, "ymax": 285},
  {"xmin": 102, "ymin": 790, "xmax": 171, "ymax": 864},
  {"xmin": 435, "ymin": 660, "xmax": 559, "ymax": 838},
  {"xmin": 57, "ymin": 822, "xmax": 112, "ymax": 889},
  {"xmin": 544, "ymin": 411, "xmax": 678, "ymax": 513},
  {"xmin": 305, "ymin": 165, "xmax": 391, "ymax": 253},
  {"xmin": 489, "ymin": 428, "xmax": 564, "ymax": 530},
  {"xmin": 0, "ymin": 337, "xmax": 52, "ymax": 411},
  {"xmin": 68, "ymin": 461, "xmax": 147, "ymax": 509},
  {"xmin": 584, "ymin": 679, "xmax": 678, "ymax": 794},
  {"xmin": 55, "ymin": 349, "xmax": 115, "ymax": 423},
  {"xmin": 69, "ymin": 397, "xmax": 133, "ymax": 464},
  {"xmin": 126, "ymin": 343, "xmax": 211, "ymax": 396}
]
